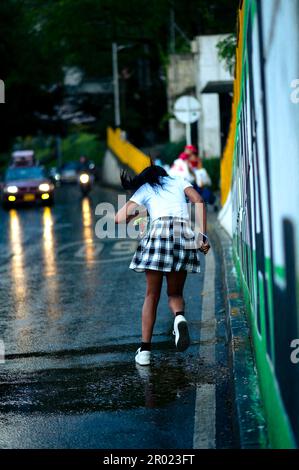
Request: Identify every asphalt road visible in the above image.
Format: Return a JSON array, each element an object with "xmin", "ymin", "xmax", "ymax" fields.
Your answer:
[{"xmin": 0, "ymin": 183, "xmax": 235, "ymax": 449}]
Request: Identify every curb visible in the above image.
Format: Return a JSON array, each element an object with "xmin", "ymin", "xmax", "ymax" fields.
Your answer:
[{"xmin": 210, "ymin": 215, "xmax": 269, "ymax": 449}]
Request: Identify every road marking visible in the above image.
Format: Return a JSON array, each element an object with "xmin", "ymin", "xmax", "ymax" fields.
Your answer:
[
  {"xmin": 75, "ymin": 243, "xmax": 105, "ymax": 258},
  {"xmin": 193, "ymin": 247, "xmax": 216, "ymax": 449},
  {"xmin": 200, "ymin": 247, "xmax": 216, "ymax": 363},
  {"xmin": 193, "ymin": 383, "xmax": 216, "ymax": 449},
  {"xmin": 56, "ymin": 239, "xmax": 137, "ymax": 264},
  {"xmin": 0, "ymin": 239, "xmax": 138, "ymax": 274}
]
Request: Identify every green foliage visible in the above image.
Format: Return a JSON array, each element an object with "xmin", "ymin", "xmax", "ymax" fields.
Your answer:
[
  {"xmin": 5, "ymin": 133, "xmax": 105, "ymax": 170},
  {"xmin": 0, "ymin": 152, "xmax": 9, "ymax": 175},
  {"xmin": 160, "ymin": 140, "xmax": 186, "ymax": 166},
  {"xmin": 0, "ymin": 0, "xmax": 239, "ymax": 151},
  {"xmin": 60, "ymin": 133, "xmax": 106, "ymax": 165},
  {"xmin": 38, "ymin": 0, "xmax": 238, "ymax": 76},
  {"xmin": 216, "ymin": 34, "xmax": 237, "ymax": 75},
  {"xmin": 203, "ymin": 157, "xmax": 220, "ymax": 190}
]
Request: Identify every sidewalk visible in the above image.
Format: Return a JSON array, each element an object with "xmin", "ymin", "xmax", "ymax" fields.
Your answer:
[{"xmin": 208, "ymin": 211, "xmax": 269, "ymax": 448}]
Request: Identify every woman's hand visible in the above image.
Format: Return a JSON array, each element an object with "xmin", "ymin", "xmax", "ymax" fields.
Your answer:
[
  {"xmin": 115, "ymin": 200, "xmax": 138, "ymax": 224},
  {"xmin": 199, "ymin": 241, "xmax": 210, "ymax": 255}
]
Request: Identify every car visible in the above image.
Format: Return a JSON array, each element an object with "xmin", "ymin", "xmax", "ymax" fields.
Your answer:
[
  {"xmin": 11, "ymin": 150, "xmax": 36, "ymax": 167},
  {"xmin": 1, "ymin": 166, "xmax": 55, "ymax": 208},
  {"xmin": 58, "ymin": 162, "xmax": 81, "ymax": 183}
]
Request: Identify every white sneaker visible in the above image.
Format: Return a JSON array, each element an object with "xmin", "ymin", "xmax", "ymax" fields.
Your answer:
[
  {"xmin": 173, "ymin": 315, "xmax": 190, "ymax": 352},
  {"xmin": 135, "ymin": 347, "xmax": 151, "ymax": 366}
]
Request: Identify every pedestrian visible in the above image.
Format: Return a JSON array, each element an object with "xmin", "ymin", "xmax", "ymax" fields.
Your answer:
[
  {"xmin": 184, "ymin": 144, "xmax": 198, "ymax": 160},
  {"xmin": 184, "ymin": 148, "xmax": 216, "ymax": 205},
  {"xmin": 115, "ymin": 164, "xmax": 210, "ymax": 366},
  {"xmin": 168, "ymin": 151, "xmax": 194, "ymax": 182},
  {"xmin": 186, "ymin": 147, "xmax": 200, "ymax": 171}
]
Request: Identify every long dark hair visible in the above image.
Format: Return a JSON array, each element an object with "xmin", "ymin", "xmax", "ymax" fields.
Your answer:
[{"xmin": 120, "ymin": 165, "xmax": 169, "ymax": 191}]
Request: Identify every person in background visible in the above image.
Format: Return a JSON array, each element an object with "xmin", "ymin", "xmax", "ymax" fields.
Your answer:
[
  {"xmin": 168, "ymin": 145, "xmax": 214, "ymax": 207},
  {"xmin": 189, "ymin": 154, "xmax": 215, "ymax": 205},
  {"xmin": 78, "ymin": 155, "xmax": 90, "ymax": 171},
  {"xmin": 184, "ymin": 144, "xmax": 198, "ymax": 158},
  {"xmin": 168, "ymin": 150, "xmax": 194, "ymax": 182}
]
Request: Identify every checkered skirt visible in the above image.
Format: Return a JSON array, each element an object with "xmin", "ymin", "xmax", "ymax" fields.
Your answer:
[{"xmin": 129, "ymin": 217, "xmax": 201, "ymax": 273}]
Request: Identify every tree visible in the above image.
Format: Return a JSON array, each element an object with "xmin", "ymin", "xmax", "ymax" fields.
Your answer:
[{"xmin": 0, "ymin": 0, "xmax": 239, "ymax": 151}]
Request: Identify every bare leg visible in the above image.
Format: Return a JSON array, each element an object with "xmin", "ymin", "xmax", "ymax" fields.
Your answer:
[
  {"xmin": 166, "ymin": 271, "xmax": 187, "ymax": 316},
  {"xmin": 141, "ymin": 270, "xmax": 164, "ymax": 343}
]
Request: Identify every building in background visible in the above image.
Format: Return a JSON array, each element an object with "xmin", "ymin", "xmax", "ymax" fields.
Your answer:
[
  {"xmin": 193, "ymin": 34, "xmax": 233, "ymax": 158},
  {"xmin": 167, "ymin": 34, "xmax": 233, "ymax": 158},
  {"xmin": 167, "ymin": 54, "xmax": 196, "ymax": 144}
]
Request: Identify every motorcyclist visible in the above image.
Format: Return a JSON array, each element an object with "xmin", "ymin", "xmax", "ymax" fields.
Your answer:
[
  {"xmin": 78, "ymin": 156, "xmax": 94, "ymax": 195},
  {"xmin": 78, "ymin": 155, "xmax": 90, "ymax": 171}
]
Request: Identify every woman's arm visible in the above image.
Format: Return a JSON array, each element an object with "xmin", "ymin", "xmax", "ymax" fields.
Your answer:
[
  {"xmin": 184, "ymin": 186, "xmax": 207, "ymax": 234},
  {"xmin": 115, "ymin": 200, "xmax": 146, "ymax": 224},
  {"xmin": 184, "ymin": 186, "xmax": 210, "ymax": 254}
]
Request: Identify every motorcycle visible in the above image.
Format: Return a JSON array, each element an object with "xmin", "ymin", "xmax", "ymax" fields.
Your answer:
[{"xmin": 78, "ymin": 171, "xmax": 94, "ymax": 196}]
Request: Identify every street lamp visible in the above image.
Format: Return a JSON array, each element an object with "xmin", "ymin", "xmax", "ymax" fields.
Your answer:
[
  {"xmin": 112, "ymin": 42, "xmax": 134, "ymax": 129},
  {"xmin": 112, "ymin": 42, "xmax": 121, "ymax": 128}
]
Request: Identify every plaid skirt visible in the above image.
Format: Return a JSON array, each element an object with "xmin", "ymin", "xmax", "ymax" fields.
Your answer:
[{"xmin": 129, "ymin": 217, "xmax": 201, "ymax": 273}]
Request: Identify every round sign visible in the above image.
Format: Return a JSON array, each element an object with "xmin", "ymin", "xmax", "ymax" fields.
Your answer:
[{"xmin": 173, "ymin": 95, "xmax": 201, "ymax": 124}]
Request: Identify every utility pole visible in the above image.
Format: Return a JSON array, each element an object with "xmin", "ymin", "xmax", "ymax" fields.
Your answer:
[
  {"xmin": 56, "ymin": 135, "xmax": 62, "ymax": 168},
  {"xmin": 112, "ymin": 42, "xmax": 121, "ymax": 128},
  {"xmin": 170, "ymin": 8, "xmax": 175, "ymax": 54}
]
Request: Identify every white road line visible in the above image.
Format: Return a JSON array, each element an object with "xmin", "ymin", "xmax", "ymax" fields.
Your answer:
[
  {"xmin": 200, "ymin": 247, "xmax": 216, "ymax": 363},
  {"xmin": 193, "ymin": 383, "xmax": 216, "ymax": 449},
  {"xmin": 193, "ymin": 247, "xmax": 216, "ymax": 449}
]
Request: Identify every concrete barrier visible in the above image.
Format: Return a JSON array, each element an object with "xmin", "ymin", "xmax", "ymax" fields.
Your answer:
[{"xmin": 102, "ymin": 149, "xmax": 125, "ymax": 188}]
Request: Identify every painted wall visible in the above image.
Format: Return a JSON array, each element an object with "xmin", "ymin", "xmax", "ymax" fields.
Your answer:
[{"xmin": 220, "ymin": 0, "xmax": 299, "ymax": 448}]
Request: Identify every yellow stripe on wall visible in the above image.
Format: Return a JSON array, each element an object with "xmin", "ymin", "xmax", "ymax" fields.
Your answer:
[
  {"xmin": 107, "ymin": 127, "xmax": 151, "ymax": 175},
  {"xmin": 220, "ymin": 2, "xmax": 246, "ymax": 206}
]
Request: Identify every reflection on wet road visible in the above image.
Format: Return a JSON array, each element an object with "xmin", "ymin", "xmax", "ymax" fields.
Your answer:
[{"xmin": 0, "ymin": 184, "xmax": 234, "ymax": 449}]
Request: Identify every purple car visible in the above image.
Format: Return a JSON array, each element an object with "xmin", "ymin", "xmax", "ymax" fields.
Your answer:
[{"xmin": 1, "ymin": 166, "xmax": 55, "ymax": 208}]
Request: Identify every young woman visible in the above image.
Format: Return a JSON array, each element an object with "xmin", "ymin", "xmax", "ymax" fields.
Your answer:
[{"xmin": 115, "ymin": 165, "xmax": 210, "ymax": 366}]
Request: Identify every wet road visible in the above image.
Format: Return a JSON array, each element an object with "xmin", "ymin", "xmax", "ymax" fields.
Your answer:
[{"xmin": 0, "ymin": 184, "xmax": 235, "ymax": 449}]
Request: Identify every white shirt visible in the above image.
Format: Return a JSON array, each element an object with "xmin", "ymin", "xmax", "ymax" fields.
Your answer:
[
  {"xmin": 130, "ymin": 175, "xmax": 192, "ymax": 221},
  {"xmin": 194, "ymin": 168, "xmax": 212, "ymax": 187},
  {"xmin": 168, "ymin": 158, "xmax": 194, "ymax": 182}
]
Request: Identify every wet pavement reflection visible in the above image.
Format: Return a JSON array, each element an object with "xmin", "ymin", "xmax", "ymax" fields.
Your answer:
[{"xmin": 0, "ymin": 184, "xmax": 234, "ymax": 449}]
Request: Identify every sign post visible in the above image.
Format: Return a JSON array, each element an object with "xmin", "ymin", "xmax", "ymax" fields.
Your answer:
[{"xmin": 173, "ymin": 95, "xmax": 201, "ymax": 145}]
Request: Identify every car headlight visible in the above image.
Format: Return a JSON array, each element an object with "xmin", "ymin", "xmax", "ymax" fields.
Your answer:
[
  {"xmin": 6, "ymin": 185, "xmax": 18, "ymax": 194},
  {"xmin": 79, "ymin": 173, "xmax": 90, "ymax": 184},
  {"xmin": 39, "ymin": 183, "xmax": 50, "ymax": 192}
]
